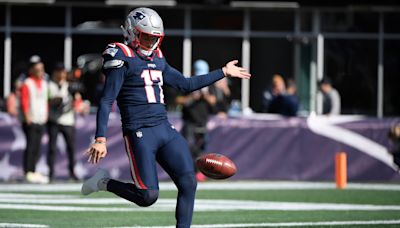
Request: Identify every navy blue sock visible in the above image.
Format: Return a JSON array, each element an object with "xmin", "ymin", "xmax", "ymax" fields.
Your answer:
[{"xmin": 107, "ymin": 179, "xmax": 158, "ymax": 207}]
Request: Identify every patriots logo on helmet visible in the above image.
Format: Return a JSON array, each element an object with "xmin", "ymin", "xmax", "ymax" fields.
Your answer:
[{"xmin": 133, "ymin": 12, "xmax": 145, "ymax": 21}]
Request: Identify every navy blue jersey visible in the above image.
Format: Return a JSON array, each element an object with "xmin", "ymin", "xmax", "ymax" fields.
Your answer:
[{"xmin": 95, "ymin": 43, "xmax": 225, "ymax": 137}]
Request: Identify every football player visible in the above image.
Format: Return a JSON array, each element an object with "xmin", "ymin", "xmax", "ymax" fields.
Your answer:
[{"xmin": 81, "ymin": 7, "xmax": 251, "ymax": 228}]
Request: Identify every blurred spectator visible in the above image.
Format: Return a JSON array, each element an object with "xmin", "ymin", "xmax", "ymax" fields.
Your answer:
[
  {"xmin": 261, "ymin": 74, "xmax": 286, "ymax": 113},
  {"xmin": 388, "ymin": 124, "xmax": 400, "ymax": 170},
  {"xmin": 19, "ymin": 57, "xmax": 49, "ymax": 184},
  {"xmin": 6, "ymin": 80, "xmax": 23, "ymax": 119},
  {"xmin": 16, "ymin": 55, "xmax": 50, "ymax": 84},
  {"xmin": 163, "ymin": 85, "xmax": 180, "ymax": 111},
  {"xmin": 68, "ymin": 68, "xmax": 86, "ymax": 96},
  {"xmin": 262, "ymin": 75, "xmax": 299, "ymax": 116},
  {"xmin": 318, "ymin": 77, "xmax": 341, "ymax": 115},
  {"xmin": 261, "ymin": 74, "xmax": 299, "ymax": 116},
  {"xmin": 209, "ymin": 77, "xmax": 231, "ymax": 118},
  {"xmin": 283, "ymin": 78, "xmax": 300, "ymax": 116},
  {"xmin": 47, "ymin": 62, "xmax": 78, "ymax": 182},
  {"xmin": 177, "ymin": 59, "xmax": 216, "ymax": 182},
  {"xmin": 68, "ymin": 68, "xmax": 90, "ymax": 115},
  {"xmin": 76, "ymin": 53, "xmax": 103, "ymax": 107}
]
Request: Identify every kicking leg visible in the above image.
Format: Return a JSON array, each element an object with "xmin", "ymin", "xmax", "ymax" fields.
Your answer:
[
  {"xmin": 82, "ymin": 128, "xmax": 160, "ymax": 207},
  {"xmin": 107, "ymin": 180, "xmax": 159, "ymax": 207},
  {"xmin": 81, "ymin": 168, "xmax": 157, "ymax": 206}
]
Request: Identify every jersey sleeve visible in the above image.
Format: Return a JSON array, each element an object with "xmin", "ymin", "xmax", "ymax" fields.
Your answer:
[
  {"xmin": 102, "ymin": 43, "xmax": 128, "ymax": 70},
  {"xmin": 163, "ymin": 62, "xmax": 225, "ymax": 93},
  {"xmin": 95, "ymin": 66, "xmax": 126, "ymax": 138},
  {"xmin": 95, "ymin": 45, "xmax": 128, "ymax": 138}
]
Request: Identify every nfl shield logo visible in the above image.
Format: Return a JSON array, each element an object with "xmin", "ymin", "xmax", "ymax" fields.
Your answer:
[{"xmin": 136, "ymin": 131, "xmax": 143, "ymax": 138}]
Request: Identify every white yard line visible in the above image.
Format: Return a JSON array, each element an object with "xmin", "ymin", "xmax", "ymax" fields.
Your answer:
[
  {"xmin": 0, "ymin": 204, "xmax": 148, "ymax": 212},
  {"xmin": 0, "ymin": 223, "xmax": 48, "ymax": 228},
  {"xmin": 113, "ymin": 220, "xmax": 400, "ymax": 228},
  {"xmin": 1, "ymin": 196, "xmax": 400, "ymax": 212},
  {"xmin": 3, "ymin": 220, "xmax": 400, "ymax": 228},
  {"xmin": 0, "ymin": 193, "xmax": 75, "ymax": 199},
  {"xmin": 1, "ymin": 181, "xmax": 400, "ymax": 192}
]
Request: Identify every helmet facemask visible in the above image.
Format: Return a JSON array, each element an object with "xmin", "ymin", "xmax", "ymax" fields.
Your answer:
[{"xmin": 133, "ymin": 28, "xmax": 164, "ymax": 56}]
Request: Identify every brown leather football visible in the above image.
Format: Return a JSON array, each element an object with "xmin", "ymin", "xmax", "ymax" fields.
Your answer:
[{"xmin": 196, "ymin": 153, "xmax": 237, "ymax": 179}]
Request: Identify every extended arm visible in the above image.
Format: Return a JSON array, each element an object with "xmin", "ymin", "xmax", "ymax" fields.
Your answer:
[
  {"xmin": 164, "ymin": 60, "xmax": 251, "ymax": 93},
  {"xmin": 163, "ymin": 64, "xmax": 224, "ymax": 93}
]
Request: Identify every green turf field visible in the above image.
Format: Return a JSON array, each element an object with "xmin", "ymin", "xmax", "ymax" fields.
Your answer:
[{"xmin": 1, "ymin": 181, "xmax": 400, "ymax": 227}]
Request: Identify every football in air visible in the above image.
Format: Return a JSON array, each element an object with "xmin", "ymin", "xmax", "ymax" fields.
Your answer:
[{"xmin": 196, "ymin": 153, "xmax": 237, "ymax": 179}]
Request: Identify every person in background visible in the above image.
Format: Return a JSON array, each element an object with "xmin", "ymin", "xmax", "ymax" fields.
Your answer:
[
  {"xmin": 68, "ymin": 68, "xmax": 91, "ymax": 115},
  {"xmin": 388, "ymin": 124, "xmax": 400, "ymax": 170},
  {"xmin": 19, "ymin": 57, "xmax": 49, "ymax": 184},
  {"xmin": 209, "ymin": 76, "xmax": 231, "ymax": 118},
  {"xmin": 261, "ymin": 74, "xmax": 286, "ymax": 113},
  {"xmin": 262, "ymin": 75, "xmax": 299, "ymax": 117},
  {"xmin": 47, "ymin": 62, "xmax": 79, "ymax": 182},
  {"xmin": 16, "ymin": 55, "xmax": 50, "ymax": 84},
  {"xmin": 177, "ymin": 59, "xmax": 216, "ymax": 182},
  {"xmin": 282, "ymin": 78, "xmax": 300, "ymax": 116},
  {"xmin": 318, "ymin": 77, "xmax": 341, "ymax": 115},
  {"xmin": 6, "ymin": 80, "xmax": 23, "ymax": 119}
]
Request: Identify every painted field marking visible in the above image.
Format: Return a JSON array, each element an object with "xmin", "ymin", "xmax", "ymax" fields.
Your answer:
[
  {"xmin": 0, "ymin": 193, "xmax": 74, "ymax": 199},
  {"xmin": 1, "ymin": 195, "xmax": 400, "ymax": 212},
  {"xmin": 1, "ymin": 182, "xmax": 400, "ymax": 192},
  {"xmin": 0, "ymin": 223, "xmax": 48, "ymax": 228},
  {"xmin": 112, "ymin": 219, "xmax": 400, "ymax": 228},
  {"xmin": 307, "ymin": 115, "xmax": 397, "ymax": 170}
]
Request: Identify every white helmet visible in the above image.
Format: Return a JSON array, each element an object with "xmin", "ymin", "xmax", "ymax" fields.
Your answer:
[{"xmin": 121, "ymin": 7, "xmax": 164, "ymax": 56}]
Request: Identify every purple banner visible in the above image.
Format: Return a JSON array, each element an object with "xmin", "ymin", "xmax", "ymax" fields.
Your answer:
[{"xmin": 0, "ymin": 112, "xmax": 399, "ymax": 182}]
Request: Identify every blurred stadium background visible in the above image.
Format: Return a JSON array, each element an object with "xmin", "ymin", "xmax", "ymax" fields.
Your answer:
[{"xmin": 1, "ymin": 0, "xmax": 400, "ymax": 227}]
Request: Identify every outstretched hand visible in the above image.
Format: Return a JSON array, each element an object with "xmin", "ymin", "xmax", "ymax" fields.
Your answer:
[
  {"xmin": 222, "ymin": 60, "xmax": 251, "ymax": 79},
  {"xmin": 85, "ymin": 142, "xmax": 108, "ymax": 164}
]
